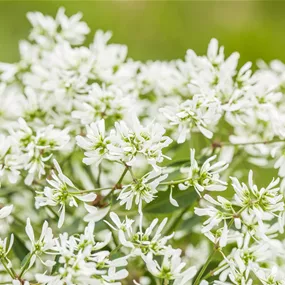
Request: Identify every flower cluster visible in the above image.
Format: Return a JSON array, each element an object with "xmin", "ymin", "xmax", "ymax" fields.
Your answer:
[
  {"xmin": 1, "ymin": 7, "xmax": 285, "ymax": 285},
  {"xmin": 0, "ymin": 118, "xmax": 70, "ymax": 185},
  {"xmin": 76, "ymin": 117, "xmax": 172, "ymax": 170},
  {"xmin": 195, "ymin": 170, "xmax": 285, "ymax": 284}
]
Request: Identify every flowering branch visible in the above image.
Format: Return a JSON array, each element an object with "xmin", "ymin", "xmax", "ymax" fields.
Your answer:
[{"xmin": 1, "ymin": 7, "xmax": 285, "ymax": 285}]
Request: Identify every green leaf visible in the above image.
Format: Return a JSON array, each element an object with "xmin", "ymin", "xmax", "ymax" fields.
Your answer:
[
  {"xmin": 12, "ymin": 233, "xmax": 29, "ymax": 262},
  {"xmin": 144, "ymin": 186, "xmax": 197, "ymax": 213},
  {"xmin": 20, "ymin": 252, "xmax": 30, "ymax": 267}
]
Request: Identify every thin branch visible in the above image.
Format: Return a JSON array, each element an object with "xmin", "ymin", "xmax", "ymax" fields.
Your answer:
[{"xmin": 215, "ymin": 138, "xmax": 285, "ymax": 147}]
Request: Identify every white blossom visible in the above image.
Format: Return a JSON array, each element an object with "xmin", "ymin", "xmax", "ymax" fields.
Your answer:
[
  {"xmin": 142, "ymin": 249, "xmax": 197, "ymax": 284},
  {"xmin": 179, "ymin": 149, "xmax": 228, "ymax": 195},
  {"xmin": 35, "ymin": 159, "xmax": 96, "ymax": 228},
  {"xmin": 117, "ymin": 171, "xmax": 168, "ymax": 211},
  {"xmin": 161, "ymin": 96, "xmax": 221, "ymax": 143}
]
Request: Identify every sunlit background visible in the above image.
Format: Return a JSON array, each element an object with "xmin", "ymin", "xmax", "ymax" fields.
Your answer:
[{"xmin": 1, "ymin": 1, "xmax": 285, "ymax": 66}]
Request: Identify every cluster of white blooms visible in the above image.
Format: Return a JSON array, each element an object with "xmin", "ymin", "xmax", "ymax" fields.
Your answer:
[
  {"xmin": 0, "ymin": 118, "xmax": 70, "ymax": 185},
  {"xmin": 195, "ymin": 170, "xmax": 285, "ymax": 284},
  {"xmin": 2, "ymin": 7, "xmax": 285, "ymax": 285}
]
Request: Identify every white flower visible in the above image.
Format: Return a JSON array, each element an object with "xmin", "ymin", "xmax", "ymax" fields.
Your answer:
[
  {"xmin": 179, "ymin": 149, "xmax": 228, "ymax": 195},
  {"xmin": 55, "ymin": 8, "xmax": 90, "ymax": 45},
  {"xmin": 35, "ymin": 159, "xmax": 96, "ymax": 228},
  {"xmin": 142, "ymin": 249, "xmax": 197, "ymax": 285},
  {"xmin": 105, "ymin": 212, "xmax": 134, "ymax": 248},
  {"xmin": 231, "ymin": 170, "xmax": 283, "ymax": 229},
  {"xmin": 217, "ymin": 239, "xmax": 273, "ymax": 285},
  {"xmin": 137, "ymin": 61, "xmax": 187, "ymax": 97},
  {"xmin": 25, "ymin": 218, "xmax": 55, "ymax": 267},
  {"xmin": 0, "ymin": 134, "xmax": 22, "ymax": 185},
  {"xmin": 180, "ymin": 38, "xmax": 243, "ymax": 103},
  {"xmin": 255, "ymin": 267, "xmax": 285, "ymax": 285},
  {"xmin": 108, "ymin": 115, "xmax": 172, "ymax": 170},
  {"xmin": 9, "ymin": 118, "xmax": 70, "ymax": 185},
  {"xmin": 76, "ymin": 119, "xmax": 111, "ymax": 166},
  {"xmin": 72, "ymin": 83, "xmax": 134, "ymax": 125},
  {"xmin": 0, "ymin": 135, "xmax": 21, "ymax": 185},
  {"xmin": 90, "ymin": 30, "xmax": 128, "ymax": 82},
  {"xmin": 106, "ymin": 213, "xmax": 174, "ymax": 256},
  {"xmin": 161, "ymin": 96, "xmax": 222, "ymax": 143},
  {"xmin": 106, "ymin": 212, "xmax": 134, "ymax": 233},
  {"xmin": 35, "ymin": 225, "xmax": 126, "ymax": 285},
  {"xmin": 0, "ymin": 234, "xmax": 14, "ymax": 258},
  {"xmin": 132, "ymin": 218, "xmax": 174, "ymax": 255},
  {"xmin": 27, "ymin": 7, "xmax": 89, "ymax": 48},
  {"xmin": 117, "ymin": 171, "xmax": 168, "ymax": 211},
  {"xmin": 75, "ymin": 222, "xmax": 112, "ymax": 252},
  {"xmin": 77, "ymin": 116, "xmax": 172, "ymax": 170},
  {"xmin": 194, "ymin": 194, "xmax": 232, "ymax": 233}
]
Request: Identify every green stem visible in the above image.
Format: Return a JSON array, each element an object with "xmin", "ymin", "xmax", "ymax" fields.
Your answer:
[
  {"xmin": 111, "ymin": 229, "xmax": 119, "ymax": 248},
  {"xmin": 125, "ymin": 165, "xmax": 136, "ymax": 182},
  {"xmin": 0, "ymin": 258, "xmax": 15, "ymax": 279},
  {"xmin": 221, "ymin": 138, "xmax": 285, "ymax": 147},
  {"xmin": 18, "ymin": 251, "xmax": 35, "ymax": 278},
  {"xmin": 73, "ymin": 187, "xmax": 113, "ymax": 194},
  {"xmin": 160, "ymin": 178, "xmax": 188, "ymax": 186},
  {"xmin": 117, "ymin": 166, "xmax": 129, "ymax": 185},
  {"xmin": 110, "ymin": 244, "xmax": 122, "ymax": 255},
  {"xmin": 203, "ymin": 263, "xmax": 226, "ymax": 280},
  {"xmin": 193, "ymin": 249, "xmax": 216, "ymax": 285},
  {"xmin": 5, "ymin": 257, "xmax": 16, "ymax": 277},
  {"xmin": 97, "ymin": 164, "xmax": 102, "ymax": 187},
  {"xmin": 102, "ymin": 167, "xmax": 130, "ymax": 204}
]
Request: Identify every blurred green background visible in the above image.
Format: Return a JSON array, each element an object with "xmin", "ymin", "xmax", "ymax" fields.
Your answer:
[{"xmin": 1, "ymin": 1, "xmax": 285, "ymax": 65}]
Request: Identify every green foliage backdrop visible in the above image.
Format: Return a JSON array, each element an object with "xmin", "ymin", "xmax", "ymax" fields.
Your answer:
[{"xmin": 1, "ymin": 1, "xmax": 285, "ymax": 65}]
